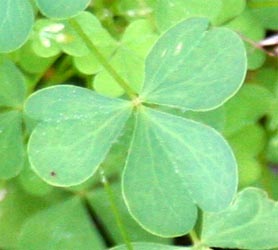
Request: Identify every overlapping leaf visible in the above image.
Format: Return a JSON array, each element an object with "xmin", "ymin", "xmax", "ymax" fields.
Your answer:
[
  {"xmin": 18, "ymin": 197, "xmax": 105, "ymax": 250},
  {"xmin": 31, "ymin": 12, "xmax": 116, "ymax": 60},
  {"xmin": 0, "ymin": 58, "xmax": 26, "ymax": 179},
  {"xmin": 36, "ymin": 0, "xmax": 90, "ymax": 19},
  {"xmin": 248, "ymin": 0, "xmax": 278, "ymax": 30},
  {"xmin": 94, "ymin": 20, "xmax": 158, "ymax": 97},
  {"xmin": 222, "ymin": 84, "xmax": 273, "ymax": 136},
  {"xmin": 0, "ymin": 58, "xmax": 26, "ymax": 108},
  {"xmin": 227, "ymin": 124, "xmax": 266, "ymax": 186},
  {"xmin": 24, "ymin": 85, "xmax": 132, "ymax": 186},
  {"xmin": 155, "ymin": 0, "xmax": 222, "ymax": 31},
  {"xmin": 0, "ymin": 182, "xmax": 64, "ymax": 248},
  {"xmin": 202, "ymin": 187, "xmax": 278, "ymax": 249},
  {"xmin": 215, "ymin": 0, "xmax": 246, "ymax": 25},
  {"xmin": 225, "ymin": 9, "xmax": 266, "ymax": 70},
  {"xmin": 0, "ymin": 0, "xmax": 34, "ymax": 53},
  {"xmin": 0, "ymin": 112, "xmax": 25, "ymax": 179},
  {"xmin": 88, "ymin": 183, "xmax": 171, "ymax": 244}
]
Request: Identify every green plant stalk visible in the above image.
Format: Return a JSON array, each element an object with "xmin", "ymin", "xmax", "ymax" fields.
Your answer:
[
  {"xmin": 99, "ymin": 168, "xmax": 134, "ymax": 250},
  {"xmin": 68, "ymin": 18, "xmax": 138, "ymax": 99},
  {"xmin": 189, "ymin": 229, "xmax": 200, "ymax": 244}
]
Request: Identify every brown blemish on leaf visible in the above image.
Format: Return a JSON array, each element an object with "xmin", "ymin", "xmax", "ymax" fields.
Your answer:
[{"xmin": 50, "ymin": 171, "xmax": 56, "ymax": 177}]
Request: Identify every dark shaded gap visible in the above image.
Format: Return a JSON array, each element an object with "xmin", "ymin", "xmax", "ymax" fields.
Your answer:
[
  {"xmin": 82, "ymin": 197, "xmax": 115, "ymax": 248},
  {"xmin": 173, "ymin": 235, "xmax": 192, "ymax": 246}
]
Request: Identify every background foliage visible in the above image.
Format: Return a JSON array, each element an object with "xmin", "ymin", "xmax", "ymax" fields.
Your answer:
[{"xmin": 0, "ymin": 0, "xmax": 277, "ymax": 249}]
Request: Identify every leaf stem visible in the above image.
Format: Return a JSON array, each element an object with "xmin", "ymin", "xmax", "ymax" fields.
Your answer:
[
  {"xmin": 99, "ymin": 168, "xmax": 133, "ymax": 250},
  {"xmin": 68, "ymin": 18, "xmax": 138, "ymax": 99},
  {"xmin": 189, "ymin": 229, "xmax": 200, "ymax": 245}
]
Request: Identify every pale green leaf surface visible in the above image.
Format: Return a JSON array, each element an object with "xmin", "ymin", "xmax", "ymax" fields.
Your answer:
[
  {"xmin": 24, "ymin": 85, "xmax": 131, "ymax": 186},
  {"xmin": 228, "ymin": 124, "xmax": 267, "ymax": 156},
  {"xmin": 32, "ymin": 12, "xmax": 116, "ymax": 58},
  {"xmin": 0, "ymin": 182, "xmax": 65, "ymax": 248},
  {"xmin": 227, "ymin": 124, "xmax": 266, "ymax": 186},
  {"xmin": 18, "ymin": 160, "xmax": 53, "ymax": 196},
  {"xmin": 117, "ymin": 0, "xmax": 156, "ymax": 20},
  {"xmin": 0, "ymin": 58, "xmax": 26, "ymax": 108},
  {"xmin": 31, "ymin": 19, "xmax": 63, "ymax": 58},
  {"xmin": 18, "ymin": 197, "xmax": 105, "ymax": 250},
  {"xmin": 16, "ymin": 42, "xmax": 57, "ymax": 74},
  {"xmin": 155, "ymin": 0, "xmax": 222, "ymax": 31},
  {"xmin": 110, "ymin": 242, "xmax": 187, "ymax": 250},
  {"xmin": 123, "ymin": 107, "xmax": 237, "ymax": 236},
  {"xmin": 248, "ymin": 0, "xmax": 278, "ymax": 30},
  {"xmin": 215, "ymin": 0, "xmax": 246, "ymax": 25},
  {"xmin": 141, "ymin": 18, "xmax": 247, "ymax": 111},
  {"xmin": 94, "ymin": 48, "xmax": 144, "ymax": 97},
  {"xmin": 181, "ymin": 107, "xmax": 225, "ymax": 132},
  {"xmin": 0, "ymin": 111, "xmax": 25, "ymax": 179},
  {"xmin": 0, "ymin": 0, "xmax": 34, "ymax": 52},
  {"xmin": 202, "ymin": 187, "xmax": 278, "ymax": 249},
  {"xmin": 74, "ymin": 49, "xmax": 113, "ymax": 75},
  {"xmin": 251, "ymin": 66, "xmax": 278, "ymax": 92},
  {"xmin": 36, "ymin": 0, "xmax": 90, "ymax": 19},
  {"xmin": 225, "ymin": 9, "xmax": 266, "ymax": 70},
  {"xmin": 267, "ymin": 132, "xmax": 278, "ymax": 163},
  {"xmin": 88, "ymin": 183, "xmax": 171, "ymax": 244},
  {"xmin": 65, "ymin": 11, "xmax": 117, "ymax": 57},
  {"xmin": 223, "ymin": 84, "xmax": 273, "ymax": 136},
  {"xmin": 123, "ymin": 108, "xmax": 198, "ymax": 237},
  {"xmin": 94, "ymin": 20, "xmax": 158, "ymax": 97},
  {"xmin": 158, "ymin": 106, "xmax": 225, "ymax": 132}
]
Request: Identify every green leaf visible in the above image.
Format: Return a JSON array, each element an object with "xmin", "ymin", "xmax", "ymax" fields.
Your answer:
[
  {"xmin": 223, "ymin": 84, "xmax": 273, "ymax": 136},
  {"xmin": 18, "ymin": 160, "xmax": 53, "ymax": 196},
  {"xmin": 110, "ymin": 242, "xmax": 187, "ymax": 250},
  {"xmin": 248, "ymin": 0, "xmax": 278, "ymax": 30},
  {"xmin": 140, "ymin": 18, "xmax": 247, "ymax": 111},
  {"xmin": 116, "ymin": 0, "xmax": 157, "ymax": 21},
  {"xmin": 71, "ymin": 11, "xmax": 117, "ymax": 73},
  {"xmin": 0, "ymin": 0, "xmax": 34, "ymax": 53},
  {"xmin": 18, "ymin": 197, "xmax": 105, "ymax": 250},
  {"xmin": 227, "ymin": 124, "xmax": 266, "ymax": 186},
  {"xmin": 16, "ymin": 42, "xmax": 57, "ymax": 74},
  {"xmin": 31, "ymin": 19, "xmax": 63, "ymax": 58},
  {"xmin": 88, "ymin": 183, "xmax": 171, "ymax": 244},
  {"xmin": 123, "ymin": 107, "xmax": 237, "ymax": 236},
  {"xmin": 0, "ymin": 181, "xmax": 65, "ymax": 248},
  {"xmin": 0, "ymin": 58, "xmax": 26, "ymax": 108},
  {"xmin": 180, "ymin": 107, "xmax": 225, "ymax": 132},
  {"xmin": 155, "ymin": 0, "xmax": 222, "ymax": 31},
  {"xmin": 225, "ymin": 9, "xmax": 266, "ymax": 70},
  {"xmin": 94, "ymin": 20, "xmax": 158, "ymax": 97},
  {"xmin": 0, "ymin": 111, "xmax": 25, "ymax": 179},
  {"xmin": 24, "ymin": 85, "xmax": 131, "ymax": 186},
  {"xmin": 267, "ymin": 132, "xmax": 278, "ymax": 163},
  {"xmin": 215, "ymin": 0, "xmax": 246, "ymax": 25},
  {"xmin": 202, "ymin": 187, "xmax": 278, "ymax": 249},
  {"xmin": 36, "ymin": 0, "xmax": 90, "ymax": 19}
]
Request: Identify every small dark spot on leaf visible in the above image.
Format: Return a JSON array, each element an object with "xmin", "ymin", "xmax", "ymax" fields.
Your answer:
[{"xmin": 50, "ymin": 171, "xmax": 56, "ymax": 177}]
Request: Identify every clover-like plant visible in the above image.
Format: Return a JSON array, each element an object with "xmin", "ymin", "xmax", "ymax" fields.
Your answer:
[{"xmin": 24, "ymin": 17, "xmax": 246, "ymax": 237}]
